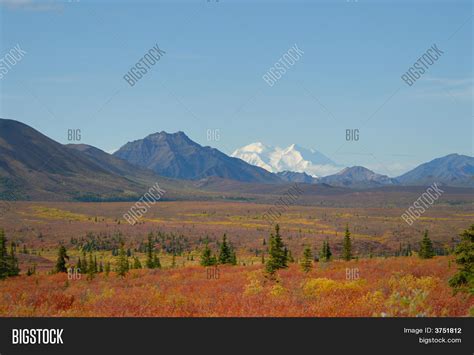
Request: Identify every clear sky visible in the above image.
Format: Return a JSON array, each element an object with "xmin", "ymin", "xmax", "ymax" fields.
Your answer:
[{"xmin": 0, "ymin": 0, "xmax": 472, "ymax": 177}]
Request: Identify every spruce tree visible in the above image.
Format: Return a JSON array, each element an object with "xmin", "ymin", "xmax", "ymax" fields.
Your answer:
[
  {"xmin": 77, "ymin": 257, "xmax": 82, "ymax": 273},
  {"xmin": 326, "ymin": 241, "xmax": 332, "ymax": 260},
  {"xmin": 419, "ymin": 230, "xmax": 435, "ymax": 259},
  {"xmin": 133, "ymin": 257, "xmax": 142, "ymax": 269},
  {"xmin": 26, "ymin": 263, "xmax": 36, "ymax": 276},
  {"xmin": 116, "ymin": 243, "xmax": 129, "ymax": 277},
  {"xmin": 200, "ymin": 242, "xmax": 215, "ymax": 266},
  {"xmin": 146, "ymin": 233, "xmax": 156, "ymax": 269},
  {"xmin": 7, "ymin": 242, "xmax": 19, "ymax": 277},
  {"xmin": 0, "ymin": 234, "xmax": 20, "ymax": 279},
  {"xmin": 301, "ymin": 245, "xmax": 313, "ymax": 273},
  {"xmin": 342, "ymin": 225, "xmax": 352, "ymax": 261},
  {"xmin": 229, "ymin": 245, "xmax": 237, "ymax": 265},
  {"xmin": 449, "ymin": 225, "xmax": 474, "ymax": 294},
  {"xmin": 319, "ymin": 240, "xmax": 332, "ymax": 262},
  {"xmin": 209, "ymin": 254, "xmax": 217, "ymax": 266},
  {"xmin": 81, "ymin": 250, "xmax": 88, "ymax": 274},
  {"xmin": 0, "ymin": 229, "xmax": 9, "ymax": 279},
  {"xmin": 87, "ymin": 252, "xmax": 96, "ymax": 280},
  {"xmin": 265, "ymin": 224, "xmax": 288, "ymax": 275},
  {"xmin": 153, "ymin": 253, "xmax": 161, "ymax": 269},
  {"xmin": 55, "ymin": 245, "xmax": 69, "ymax": 273},
  {"xmin": 283, "ymin": 247, "xmax": 289, "ymax": 267},
  {"xmin": 218, "ymin": 234, "xmax": 232, "ymax": 264}
]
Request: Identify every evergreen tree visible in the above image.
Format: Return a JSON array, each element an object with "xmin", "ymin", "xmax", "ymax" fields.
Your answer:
[
  {"xmin": 319, "ymin": 240, "xmax": 332, "ymax": 262},
  {"xmin": 449, "ymin": 225, "xmax": 474, "ymax": 294},
  {"xmin": 26, "ymin": 263, "xmax": 36, "ymax": 276},
  {"xmin": 325, "ymin": 240, "xmax": 332, "ymax": 261},
  {"xmin": 153, "ymin": 253, "xmax": 161, "ymax": 269},
  {"xmin": 419, "ymin": 230, "xmax": 435, "ymax": 259},
  {"xmin": 77, "ymin": 257, "xmax": 82, "ymax": 273},
  {"xmin": 218, "ymin": 234, "xmax": 232, "ymax": 264},
  {"xmin": 283, "ymin": 247, "xmax": 289, "ymax": 267},
  {"xmin": 200, "ymin": 242, "xmax": 216, "ymax": 266},
  {"xmin": 116, "ymin": 243, "xmax": 129, "ymax": 277},
  {"xmin": 265, "ymin": 224, "xmax": 288, "ymax": 275},
  {"xmin": 55, "ymin": 245, "xmax": 69, "ymax": 273},
  {"xmin": 171, "ymin": 253, "xmax": 176, "ymax": 268},
  {"xmin": 342, "ymin": 225, "xmax": 352, "ymax": 261},
  {"xmin": 407, "ymin": 243, "xmax": 412, "ymax": 256},
  {"xmin": 0, "ymin": 229, "xmax": 8, "ymax": 279},
  {"xmin": 87, "ymin": 253, "xmax": 95, "ymax": 280},
  {"xmin": 301, "ymin": 245, "xmax": 313, "ymax": 273},
  {"xmin": 7, "ymin": 242, "xmax": 19, "ymax": 277},
  {"xmin": 229, "ymin": 246, "xmax": 237, "ymax": 265},
  {"xmin": 146, "ymin": 233, "xmax": 156, "ymax": 269},
  {"xmin": 133, "ymin": 257, "xmax": 142, "ymax": 269},
  {"xmin": 81, "ymin": 251, "xmax": 88, "ymax": 274},
  {"xmin": 209, "ymin": 254, "xmax": 217, "ymax": 266}
]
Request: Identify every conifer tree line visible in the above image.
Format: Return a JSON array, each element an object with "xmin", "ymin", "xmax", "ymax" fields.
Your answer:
[
  {"xmin": 51, "ymin": 236, "xmax": 163, "ymax": 278},
  {"xmin": 200, "ymin": 234, "xmax": 237, "ymax": 266},
  {"xmin": 4, "ymin": 222, "xmax": 472, "ymax": 286}
]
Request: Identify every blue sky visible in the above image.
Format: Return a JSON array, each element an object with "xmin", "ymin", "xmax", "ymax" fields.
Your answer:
[{"xmin": 0, "ymin": 0, "xmax": 472, "ymax": 177}]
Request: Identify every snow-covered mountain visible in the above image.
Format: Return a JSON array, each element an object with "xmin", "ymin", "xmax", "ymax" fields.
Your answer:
[{"xmin": 231, "ymin": 142, "xmax": 341, "ymax": 177}]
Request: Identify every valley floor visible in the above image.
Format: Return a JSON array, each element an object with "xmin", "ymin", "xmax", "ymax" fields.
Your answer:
[{"xmin": 0, "ymin": 257, "xmax": 471, "ymax": 317}]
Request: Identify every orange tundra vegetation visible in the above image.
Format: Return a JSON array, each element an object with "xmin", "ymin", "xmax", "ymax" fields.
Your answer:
[{"xmin": 0, "ymin": 256, "xmax": 471, "ymax": 317}]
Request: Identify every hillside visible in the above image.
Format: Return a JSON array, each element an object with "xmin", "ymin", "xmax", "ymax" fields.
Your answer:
[
  {"xmin": 114, "ymin": 131, "xmax": 282, "ymax": 183},
  {"xmin": 0, "ymin": 119, "xmax": 187, "ymax": 201}
]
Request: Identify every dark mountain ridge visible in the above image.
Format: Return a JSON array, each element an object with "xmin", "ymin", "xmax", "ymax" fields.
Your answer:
[{"xmin": 114, "ymin": 131, "xmax": 282, "ymax": 183}]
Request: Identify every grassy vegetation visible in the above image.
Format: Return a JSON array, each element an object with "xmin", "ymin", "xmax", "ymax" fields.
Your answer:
[
  {"xmin": 0, "ymin": 200, "xmax": 472, "ymax": 317},
  {"xmin": 0, "ymin": 257, "xmax": 471, "ymax": 317}
]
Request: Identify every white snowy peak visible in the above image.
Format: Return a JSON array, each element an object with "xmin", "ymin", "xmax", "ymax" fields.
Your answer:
[{"xmin": 232, "ymin": 142, "xmax": 341, "ymax": 177}]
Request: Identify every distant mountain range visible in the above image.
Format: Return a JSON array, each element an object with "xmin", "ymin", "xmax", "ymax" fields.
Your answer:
[
  {"xmin": 233, "ymin": 142, "xmax": 473, "ymax": 188},
  {"xmin": 0, "ymin": 118, "xmax": 472, "ymax": 202},
  {"xmin": 231, "ymin": 142, "xmax": 342, "ymax": 177},
  {"xmin": 114, "ymin": 131, "xmax": 281, "ymax": 183},
  {"xmin": 396, "ymin": 154, "xmax": 474, "ymax": 187}
]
